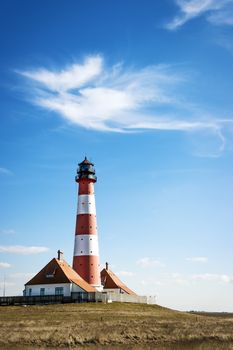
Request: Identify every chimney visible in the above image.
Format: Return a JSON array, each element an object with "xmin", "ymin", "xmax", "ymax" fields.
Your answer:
[
  {"xmin": 57, "ymin": 250, "xmax": 64, "ymax": 261},
  {"xmin": 106, "ymin": 262, "xmax": 109, "ymax": 271}
]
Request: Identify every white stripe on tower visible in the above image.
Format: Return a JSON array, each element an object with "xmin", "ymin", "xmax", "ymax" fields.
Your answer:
[
  {"xmin": 72, "ymin": 157, "xmax": 102, "ymax": 290},
  {"xmin": 73, "ymin": 235, "xmax": 99, "ymax": 256},
  {"xmin": 77, "ymin": 195, "xmax": 96, "ymax": 215}
]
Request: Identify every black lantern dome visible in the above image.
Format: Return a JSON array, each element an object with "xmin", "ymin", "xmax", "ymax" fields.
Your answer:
[{"xmin": 75, "ymin": 157, "xmax": 97, "ymax": 182}]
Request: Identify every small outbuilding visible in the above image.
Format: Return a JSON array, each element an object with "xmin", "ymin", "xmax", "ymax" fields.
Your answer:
[
  {"xmin": 24, "ymin": 250, "xmax": 95, "ymax": 296},
  {"xmin": 101, "ymin": 263, "xmax": 136, "ymax": 295}
]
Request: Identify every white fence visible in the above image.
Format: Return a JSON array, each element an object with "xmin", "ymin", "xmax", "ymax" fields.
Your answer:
[{"xmin": 96, "ymin": 292, "xmax": 153, "ymax": 304}]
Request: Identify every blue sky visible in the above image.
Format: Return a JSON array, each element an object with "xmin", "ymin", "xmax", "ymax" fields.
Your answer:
[{"xmin": 1, "ymin": 0, "xmax": 233, "ymax": 311}]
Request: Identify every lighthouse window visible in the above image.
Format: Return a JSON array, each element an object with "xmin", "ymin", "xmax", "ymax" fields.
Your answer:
[
  {"xmin": 81, "ymin": 251, "xmax": 83, "ymax": 253},
  {"xmin": 81, "ymin": 238, "xmax": 83, "ymax": 240},
  {"xmin": 90, "ymin": 251, "xmax": 93, "ymax": 253},
  {"xmin": 90, "ymin": 238, "xmax": 92, "ymax": 240}
]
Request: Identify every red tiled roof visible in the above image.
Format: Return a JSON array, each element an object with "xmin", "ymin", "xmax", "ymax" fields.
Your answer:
[
  {"xmin": 25, "ymin": 258, "xmax": 95, "ymax": 292},
  {"xmin": 101, "ymin": 268, "xmax": 136, "ymax": 295}
]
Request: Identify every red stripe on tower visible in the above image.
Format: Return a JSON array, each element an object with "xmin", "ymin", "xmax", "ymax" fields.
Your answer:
[{"xmin": 72, "ymin": 157, "xmax": 102, "ymax": 291}]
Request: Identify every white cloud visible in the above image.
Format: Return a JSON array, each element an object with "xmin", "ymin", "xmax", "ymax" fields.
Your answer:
[
  {"xmin": 116, "ymin": 271, "xmax": 135, "ymax": 277},
  {"xmin": 165, "ymin": 272, "xmax": 233, "ymax": 286},
  {"xmin": 19, "ymin": 55, "xmax": 229, "ymax": 135},
  {"xmin": 140, "ymin": 279, "xmax": 163, "ymax": 286},
  {"xmin": 208, "ymin": 8, "xmax": 233, "ymax": 25},
  {"xmin": 18, "ymin": 55, "xmax": 233, "ymax": 157},
  {"xmin": 0, "ymin": 262, "xmax": 11, "ymax": 269},
  {"xmin": 21, "ymin": 56, "xmax": 103, "ymax": 92},
  {"xmin": 0, "ymin": 167, "xmax": 13, "ymax": 176},
  {"xmin": 192, "ymin": 273, "xmax": 233, "ymax": 283},
  {"xmin": 0, "ymin": 245, "xmax": 49, "ymax": 254},
  {"xmin": 137, "ymin": 257, "xmax": 165, "ymax": 268},
  {"xmin": 9, "ymin": 272, "xmax": 34, "ymax": 279},
  {"xmin": 166, "ymin": 0, "xmax": 233, "ymax": 30},
  {"xmin": 186, "ymin": 257, "xmax": 208, "ymax": 263},
  {"xmin": 171, "ymin": 273, "xmax": 190, "ymax": 286}
]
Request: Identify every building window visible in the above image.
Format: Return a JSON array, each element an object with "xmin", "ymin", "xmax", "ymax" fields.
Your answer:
[
  {"xmin": 29, "ymin": 288, "xmax": 32, "ymax": 296},
  {"xmin": 55, "ymin": 287, "xmax": 64, "ymax": 295},
  {"xmin": 40, "ymin": 288, "xmax": 45, "ymax": 296}
]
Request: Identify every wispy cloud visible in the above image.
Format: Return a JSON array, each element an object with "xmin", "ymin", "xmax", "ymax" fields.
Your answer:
[
  {"xmin": 166, "ymin": 0, "xmax": 233, "ymax": 30},
  {"xmin": 208, "ymin": 7, "xmax": 233, "ymax": 25},
  {"xmin": 0, "ymin": 245, "xmax": 49, "ymax": 254},
  {"xmin": 192, "ymin": 273, "xmax": 233, "ymax": 283},
  {"xmin": 0, "ymin": 167, "xmax": 13, "ymax": 176},
  {"xmin": 216, "ymin": 35, "xmax": 233, "ymax": 52},
  {"xmin": 140, "ymin": 279, "xmax": 163, "ymax": 287},
  {"xmin": 19, "ymin": 56, "xmax": 191, "ymax": 132},
  {"xmin": 9, "ymin": 272, "xmax": 34, "ymax": 279},
  {"xmin": 137, "ymin": 257, "xmax": 165, "ymax": 268},
  {"xmin": 171, "ymin": 273, "xmax": 190, "ymax": 285},
  {"xmin": 186, "ymin": 257, "xmax": 208, "ymax": 263},
  {"xmin": 0, "ymin": 229, "xmax": 16, "ymax": 235},
  {"xmin": 161, "ymin": 272, "xmax": 233, "ymax": 286},
  {"xmin": 0, "ymin": 262, "xmax": 11, "ymax": 269},
  {"xmin": 22, "ymin": 56, "xmax": 103, "ymax": 92},
  {"xmin": 116, "ymin": 270, "xmax": 135, "ymax": 277},
  {"xmin": 18, "ymin": 55, "xmax": 229, "ymax": 135},
  {"xmin": 18, "ymin": 55, "xmax": 233, "ymax": 157}
]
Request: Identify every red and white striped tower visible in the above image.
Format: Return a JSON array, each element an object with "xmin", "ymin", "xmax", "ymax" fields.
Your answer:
[{"xmin": 72, "ymin": 157, "xmax": 102, "ymax": 291}]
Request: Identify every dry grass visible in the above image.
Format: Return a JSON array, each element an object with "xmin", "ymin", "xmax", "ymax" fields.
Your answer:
[{"xmin": 0, "ymin": 303, "xmax": 233, "ymax": 348}]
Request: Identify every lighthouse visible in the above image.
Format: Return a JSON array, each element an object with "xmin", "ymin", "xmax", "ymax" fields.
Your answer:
[
  {"xmin": 24, "ymin": 157, "xmax": 138, "ymax": 301},
  {"xmin": 72, "ymin": 157, "xmax": 102, "ymax": 291}
]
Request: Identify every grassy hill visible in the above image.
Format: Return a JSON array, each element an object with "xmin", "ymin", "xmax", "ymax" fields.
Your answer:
[{"xmin": 1, "ymin": 302, "xmax": 233, "ymax": 349}]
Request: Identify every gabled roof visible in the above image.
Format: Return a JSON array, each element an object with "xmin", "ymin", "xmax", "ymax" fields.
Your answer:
[
  {"xmin": 25, "ymin": 258, "xmax": 95, "ymax": 292},
  {"xmin": 101, "ymin": 268, "xmax": 136, "ymax": 295}
]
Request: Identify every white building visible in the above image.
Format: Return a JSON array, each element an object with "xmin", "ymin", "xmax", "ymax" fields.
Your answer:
[{"xmin": 24, "ymin": 250, "xmax": 95, "ymax": 296}]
